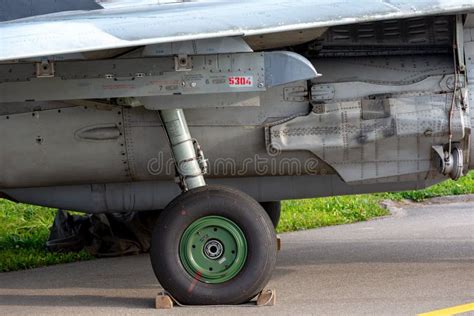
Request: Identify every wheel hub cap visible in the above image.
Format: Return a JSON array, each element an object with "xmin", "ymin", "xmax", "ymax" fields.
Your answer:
[
  {"xmin": 204, "ymin": 239, "xmax": 224, "ymax": 259},
  {"xmin": 179, "ymin": 216, "xmax": 248, "ymax": 284}
]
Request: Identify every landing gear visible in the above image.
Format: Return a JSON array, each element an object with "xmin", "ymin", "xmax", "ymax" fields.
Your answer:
[
  {"xmin": 150, "ymin": 108, "xmax": 277, "ymax": 305},
  {"xmin": 150, "ymin": 185, "xmax": 277, "ymax": 304}
]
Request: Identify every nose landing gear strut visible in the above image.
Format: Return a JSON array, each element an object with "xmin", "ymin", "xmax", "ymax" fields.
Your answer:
[{"xmin": 150, "ymin": 108, "xmax": 277, "ymax": 305}]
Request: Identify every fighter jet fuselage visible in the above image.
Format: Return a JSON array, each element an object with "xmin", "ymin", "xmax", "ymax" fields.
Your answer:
[{"xmin": 1, "ymin": 0, "xmax": 473, "ymax": 305}]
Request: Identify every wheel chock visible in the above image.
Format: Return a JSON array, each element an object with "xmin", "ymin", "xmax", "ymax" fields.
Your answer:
[
  {"xmin": 276, "ymin": 235, "xmax": 281, "ymax": 251},
  {"xmin": 156, "ymin": 288, "xmax": 276, "ymax": 308},
  {"xmin": 155, "ymin": 292, "xmax": 174, "ymax": 309},
  {"xmin": 256, "ymin": 288, "xmax": 276, "ymax": 306}
]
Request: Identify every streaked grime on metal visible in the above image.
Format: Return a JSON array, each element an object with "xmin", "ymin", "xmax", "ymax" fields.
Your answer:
[{"xmin": 0, "ymin": 0, "xmax": 473, "ymax": 61}]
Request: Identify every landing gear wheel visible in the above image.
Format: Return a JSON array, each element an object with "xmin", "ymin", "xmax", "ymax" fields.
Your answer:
[
  {"xmin": 150, "ymin": 185, "xmax": 277, "ymax": 305},
  {"xmin": 260, "ymin": 201, "xmax": 281, "ymax": 228}
]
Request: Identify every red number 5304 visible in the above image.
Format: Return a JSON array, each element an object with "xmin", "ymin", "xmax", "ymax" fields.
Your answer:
[{"xmin": 228, "ymin": 76, "xmax": 253, "ymax": 86}]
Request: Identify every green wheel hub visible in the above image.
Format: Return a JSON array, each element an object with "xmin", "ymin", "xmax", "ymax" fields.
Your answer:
[{"xmin": 179, "ymin": 216, "xmax": 248, "ymax": 284}]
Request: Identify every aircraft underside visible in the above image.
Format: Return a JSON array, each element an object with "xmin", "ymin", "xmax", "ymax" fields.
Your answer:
[
  {"xmin": 1, "ymin": 15, "xmax": 473, "ymax": 212},
  {"xmin": 1, "ymin": 7, "xmax": 474, "ymax": 305}
]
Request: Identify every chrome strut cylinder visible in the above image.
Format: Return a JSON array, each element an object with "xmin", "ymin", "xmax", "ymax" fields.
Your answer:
[{"xmin": 159, "ymin": 108, "xmax": 206, "ymax": 191}]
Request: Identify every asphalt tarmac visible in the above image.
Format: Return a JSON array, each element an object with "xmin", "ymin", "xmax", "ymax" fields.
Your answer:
[{"xmin": 1, "ymin": 197, "xmax": 473, "ymax": 315}]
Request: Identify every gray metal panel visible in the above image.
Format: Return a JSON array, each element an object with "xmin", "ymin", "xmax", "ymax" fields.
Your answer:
[
  {"xmin": 1, "ymin": 174, "xmax": 438, "ymax": 213},
  {"xmin": 311, "ymin": 74, "xmax": 459, "ymax": 102},
  {"xmin": 0, "ymin": 105, "xmax": 130, "ymax": 188},
  {"xmin": 265, "ymin": 52, "xmax": 320, "ymax": 87},
  {"xmin": 0, "ymin": 79, "xmax": 328, "ymax": 188},
  {"xmin": 141, "ymin": 93, "xmax": 261, "ymax": 110},
  {"xmin": 0, "ymin": 52, "xmax": 317, "ymax": 105},
  {"xmin": 269, "ymin": 53, "xmax": 470, "ymax": 183},
  {"xmin": 270, "ymin": 94, "xmax": 466, "ymax": 183},
  {"xmin": 0, "ymin": 53, "xmax": 266, "ymax": 103},
  {"xmin": 311, "ymin": 55, "xmax": 455, "ymax": 84},
  {"xmin": 21, "ymin": 38, "xmax": 253, "ymax": 62},
  {"xmin": 182, "ymin": 83, "xmax": 311, "ymax": 126},
  {"xmin": 465, "ymin": 26, "xmax": 474, "ymax": 168},
  {"xmin": 1, "ymin": 0, "xmax": 473, "ymax": 61},
  {"xmin": 467, "ymin": 14, "xmax": 474, "ymax": 27},
  {"xmin": 245, "ymin": 28, "xmax": 328, "ymax": 51},
  {"xmin": 133, "ymin": 38, "xmax": 253, "ymax": 57}
]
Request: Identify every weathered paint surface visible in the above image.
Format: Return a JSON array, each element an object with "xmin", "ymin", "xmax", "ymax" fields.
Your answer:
[{"xmin": 0, "ymin": 0, "xmax": 473, "ymax": 61}]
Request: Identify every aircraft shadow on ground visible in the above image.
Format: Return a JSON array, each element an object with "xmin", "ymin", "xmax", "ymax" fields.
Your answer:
[{"xmin": 0, "ymin": 294, "xmax": 153, "ymax": 308}]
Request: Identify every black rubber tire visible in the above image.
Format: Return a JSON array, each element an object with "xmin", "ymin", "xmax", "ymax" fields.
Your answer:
[
  {"xmin": 150, "ymin": 185, "xmax": 277, "ymax": 305},
  {"xmin": 260, "ymin": 201, "xmax": 281, "ymax": 228}
]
